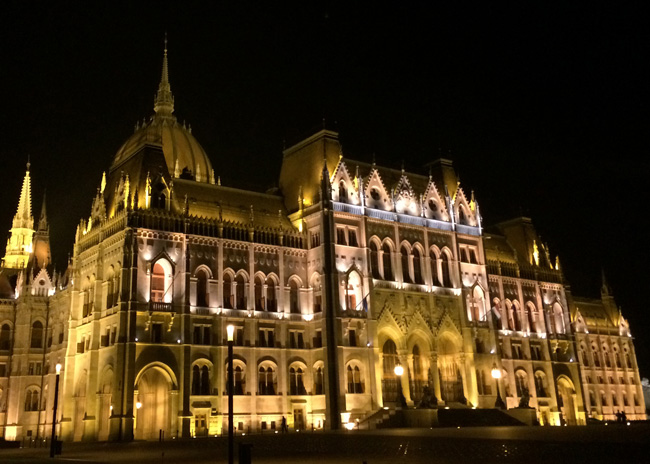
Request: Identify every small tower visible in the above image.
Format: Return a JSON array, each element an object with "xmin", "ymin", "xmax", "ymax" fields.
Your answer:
[{"xmin": 3, "ymin": 163, "xmax": 35, "ymax": 269}]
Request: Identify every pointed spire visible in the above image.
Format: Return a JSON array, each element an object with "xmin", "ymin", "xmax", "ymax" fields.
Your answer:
[
  {"xmin": 154, "ymin": 34, "xmax": 174, "ymax": 117},
  {"xmin": 601, "ymin": 268, "xmax": 611, "ymax": 295},
  {"xmin": 15, "ymin": 163, "xmax": 33, "ymax": 227},
  {"xmin": 38, "ymin": 192, "xmax": 48, "ymax": 231}
]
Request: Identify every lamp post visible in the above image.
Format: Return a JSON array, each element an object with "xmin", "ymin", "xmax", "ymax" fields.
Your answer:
[
  {"xmin": 226, "ymin": 324, "xmax": 235, "ymax": 464},
  {"xmin": 491, "ymin": 363, "xmax": 506, "ymax": 409},
  {"xmin": 394, "ymin": 364, "xmax": 407, "ymax": 408},
  {"xmin": 49, "ymin": 363, "xmax": 61, "ymax": 458}
]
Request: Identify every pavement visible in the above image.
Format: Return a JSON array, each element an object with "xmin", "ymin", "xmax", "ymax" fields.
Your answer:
[{"xmin": 1, "ymin": 425, "xmax": 649, "ymax": 464}]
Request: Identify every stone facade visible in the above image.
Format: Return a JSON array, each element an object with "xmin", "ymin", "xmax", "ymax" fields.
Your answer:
[{"xmin": 0, "ymin": 48, "xmax": 645, "ymax": 442}]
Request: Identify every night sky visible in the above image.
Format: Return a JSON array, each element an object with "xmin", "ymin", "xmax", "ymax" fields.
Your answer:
[{"xmin": 1, "ymin": 3, "xmax": 648, "ymax": 375}]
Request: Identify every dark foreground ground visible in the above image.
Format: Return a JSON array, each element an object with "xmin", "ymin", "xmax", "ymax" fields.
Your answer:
[{"xmin": 2, "ymin": 425, "xmax": 649, "ymax": 464}]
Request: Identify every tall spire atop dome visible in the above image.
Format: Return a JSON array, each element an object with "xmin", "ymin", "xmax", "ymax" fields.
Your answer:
[
  {"xmin": 154, "ymin": 34, "xmax": 175, "ymax": 117},
  {"xmin": 14, "ymin": 162, "xmax": 33, "ymax": 229}
]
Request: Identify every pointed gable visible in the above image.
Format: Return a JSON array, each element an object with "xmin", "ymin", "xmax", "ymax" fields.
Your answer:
[
  {"xmin": 393, "ymin": 173, "xmax": 420, "ymax": 216},
  {"xmin": 423, "ymin": 178, "xmax": 449, "ymax": 221},
  {"xmin": 364, "ymin": 167, "xmax": 393, "ymax": 211},
  {"xmin": 453, "ymin": 187, "xmax": 477, "ymax": 226},
  {"xmin": 331, "ymin": 160, "xmax": 359, "ymax": 205}
]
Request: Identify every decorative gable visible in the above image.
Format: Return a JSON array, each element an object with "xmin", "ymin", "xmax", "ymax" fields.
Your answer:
[
  {"xmin": 423, "ymin": 179, "xmax": 449, "ymax": 221},
  {"xmin": 331, "ymin": 161, "xmax": 359, "ymax": 205},
  {"xmin": 393, "ymin": 174, "xmax": 420, "ymax": 216},
  {"xmin": 364, "ymin": 168, "xmax": 393, "ymax": 211}
]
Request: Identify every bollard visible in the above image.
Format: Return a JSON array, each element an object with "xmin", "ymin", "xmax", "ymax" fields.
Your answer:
[{"xmin": 238, "ymin": 442, "xmax": 253, "ymax": 464}]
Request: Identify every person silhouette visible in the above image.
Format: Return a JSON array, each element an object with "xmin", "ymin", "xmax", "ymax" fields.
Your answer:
[{"xmin": 281, "ymin": 416, "xmax": 288, "ymax": 433}]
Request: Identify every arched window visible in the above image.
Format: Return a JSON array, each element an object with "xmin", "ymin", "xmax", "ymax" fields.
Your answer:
[
  {"xmin": 625, "ymin": 351, "xmax": 632, "ymax": 369},
  {"xmin": 338, "ymin": 180, "xmax": 348, "ymax": 202},
  {"xmin": 289, "ymin": 367, "xmax": 306, "ymax": 395},
  {"xmin": 0, "ymin": 323, "xmax": 11, "ymax": 350},
  {"xmin": 505, "ymin": 301, "xmax": 515, "ymax": 331},
  {"xmin": 614, "ymin": 349, "xmax": 622, "ymax": 368},
  {"xmin": 314, "ymin": 366, "xmax": 324, "ymax": 395},
  {"xmin": 258, "ymin": 366, "xmax": 276, "ymax": 395},
  {"xmin": 311, "ymin": 275, "xmax": 321, "ymax": 313},
  {"xmin": 600, "ymin": 391, "xmax": 607, "ymax": 406},
  {"xmin": 430, "ymin": 250, "xmax": 440, "ymax": 286},
  {"xmin": 266, "ymin": 276, "xmax": 277, "ymax": 312},
  {"xmin": 382, "ymin": 340, "xmax": 398, "ymax": 377},
  {"xmin": 30, "ymin": 321, "xmax": 43, "ymax": 349},
  {"xmin": 235, "ymin": 274, "xmax": 247, "ymax": 309},
  {"xmin": 534, "ymin": 371, "xmax": 548, "ymax": 397},
  {"xmin": 603, "ymin": 346, "xmax": 612, "ymax": 368},
  {"xmin": 512, "ymin": 301, "xmax": 522, "ymax": 331},
  {"xmin": 151, "ymin": 263, "xmax": 165, "ymax": 302},
  {"xmin": 553, "ymin": 303, "xmax": 565, "ymax": 334},
  {"xmin": 289, "ymin": 280, "xmax": 300, "ymax": 314},
  {"xmin": 201, "ymin": 366, "xmax": 210, "ymax": 395},
  {"xmin": 592, "ymin": 346, "xmax": 601, "ymax": 367},
  {"xmin": 382, "ymin": 243, "xmax": 394, "ymax": 281},
  {"xmin": 458, "ymin": 206, "xmax": 468, "ymax": 225},
  {"xmin": 25, "ymin": 388, "xmax": 40, "ymax": 411},
  {"xmin": 580, "ymin": 346, "xmax": 588, "ymax": 365},
  {"xmin": 412, "ymin": 345, "xmax": 422, "ymax": 377},
  {"xmin": 223, "ymin": 273, "xmax": 233, "ymax": 309},
  {"xmin": 412, "ymin": 248, "xmax": 423, "ymax": 284},
  {"xmin": 196, "ymin": 270, "xmax": 209, "ymax": 307},
  {"xmin": 254, "ymin": 275, "xmax": 264, "ymax": 311},
  {"xmin": 527, "ymin": 303, "xmax": 537, "ymax": 333},
  {"xmin": 370, "ymin": 242, "xmax": 381, "ymax": 279},
  {"xmin": 515, "ymin": 370, "xmax": 528, "ymax": 397},
  {"xmin": 347, "ymin": 365, "xmax": 364, "ymax": 393},
  {"xmin": 192, "ymin": 365, "xmax": 201, "ymax": 395},
  {"xmin": 401, "ymin": 246, "xmax": 411, "ymax": 283},
  {"xmin": 234, "ymin": 366, "xmax": 245, "ymax": 395},
  {"xmin": 440, "ymin": 251, "xmax": 451, "ymax": 287}
]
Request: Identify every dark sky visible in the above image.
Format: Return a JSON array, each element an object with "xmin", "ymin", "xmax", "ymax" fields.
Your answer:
[{"xmin": 1, "ymin": 2, "xmax": 648, "ymax": 374}]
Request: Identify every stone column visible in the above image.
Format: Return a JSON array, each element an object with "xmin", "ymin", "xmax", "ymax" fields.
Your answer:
[{"xmin": 429, "ymin": 353, "xmax": 441, "ymax": 403}]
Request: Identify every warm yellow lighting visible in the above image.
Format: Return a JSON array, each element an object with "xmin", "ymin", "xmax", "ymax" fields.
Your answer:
[
  {"xmin": 227, "ymin": 324, "xmax": 235, "ymax": 342},
  {"xmin": 491, "ymin": 364, "xmax": 501, "ymax": 380},
  {"xmin": 394, "ymin": 365, "xmax": 404, "ymax": 376},
  {"xmin": 55, "ymin": 363, "xmax": 62, "ymax": 374},
  {"xmin": 532, "ymin": 240, "xmax": 539, "ymax": 266},
  {"xmin": 344, "ymin": 422, "xmax": 356, "ymax": 430},
  {"xmin": 100, "ymin": 171, "xmax": 106, "ymax": 194},
  {"xmin": 136, "ymin": 401, "xmax": 142, "ymax": 410}
]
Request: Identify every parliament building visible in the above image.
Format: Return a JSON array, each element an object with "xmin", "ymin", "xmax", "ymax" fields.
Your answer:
[{"xmin": 0, "ymin": 47, "xmax": 645, "ymax": 442}]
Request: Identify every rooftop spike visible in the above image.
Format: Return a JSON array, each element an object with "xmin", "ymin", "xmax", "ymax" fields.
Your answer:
[
  {"xmin": 38, "ymin": 191, "xmax": 48, "ymax": 231},
  {"xmin": 154, "ymin": 34, "xmax": 174, "ymax": 117}
]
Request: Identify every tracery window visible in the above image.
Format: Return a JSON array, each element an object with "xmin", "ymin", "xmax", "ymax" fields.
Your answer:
[
  {"xmin": 370, "ymin": 242, "xmax": 381, "ymax": 279},
  {"xmin": 258, "ymin": 366, "xmax": 276, "ymax": 395},
  {"xmin": 382, "ymin": 243, "xmax": 394, "ymax": 281},
  {"xmin": 196, "ymin": 269, "xmax": 209, "ymax": 307},
  {"xmin": 314, "ymin": 366, "xmax": 324, "ymax": 395},
  {"xmin": 347, "ymin": 365, "xmax": 363, "ymax": 393},
  {"xmin": 412, "ymin": 247, "xmax": 424, "ymax": 284},
  {"xmin": 25, "ymin": 388, "xmax": 40, "ymax": 411},
  {"xmin": 289, "ymin": 367, "xmax": 306, "ymax": 395},
  {"xmin": 401, "ymin": 246, "xmax": 411, "ymax": 283}
]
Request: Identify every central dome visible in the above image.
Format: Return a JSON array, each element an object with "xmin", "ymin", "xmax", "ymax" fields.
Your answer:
[{"xmin": 110, "ymin": 45, "xmax": 213, "ymax": 183}]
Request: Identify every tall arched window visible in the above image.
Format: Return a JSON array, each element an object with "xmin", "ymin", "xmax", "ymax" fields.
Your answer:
[
  {"xmin": 592, "ymin": 346, "xmax": 601, "ymax": 367},
  {"xmin": 266, "ymin": 276, "xmax": 277, "ymax": 312},
  {"xmin": 289, "ymin": 367, "xmax": 306, "ymax": 395},
  {"xmin": 196, "ymin": 270, "xmax": 209, "ymax": 307},
  {"xmin": 0, "ymin": 323, "xmax": 11, "ymax": 350},
  {"xmin": 430, "ymin": 250, "xmax": 440, "ymax": 286},
  {"xmin": 24, "ymin": 388, "xmax": 40, "ymax": 411},
  {"xmin": 382, "ymin": 243, "xmax": 393, "ymax": 281},
  {"xmin": 515, "ymin": 370, "xmax": 528, "ymax": 397},
  {"xmin": 347, "ymin": 365, "xmax": 363, "ymax": 393},
  {"xmin": 223, "ymin": 273, "xmax": 233, "ymax": 309},
  {"xmin": 201, "ymin": 366, "xmax": 210, "ymax": 395},
  {"xmin": 512, "ymin": 301, "xmax": 522, "ymax": 331},
  {"xmin": 527, "ymin": 303, "xmax": 537, "ymax": 332},
  {"xmin": 289, "ymin": 280, "xmax": 300, "ymax": 313},
  {"xmin": 235, "ymin": 274, "xmax": 247, "ymax": 309},
  {"xmin": 338, "ymin": 180, "xmax": 348, "ymax": 202},
  {"xmin": 440, "ymin": 251, "xmax": 451, "ymax": 287},
  {"xmin": 534, "ymin": 371, "xmax": 548, "ymax": 397},
  {"xmin": 254, "ymin": 276, "xmax": 264, "ymax": 311},
  {"xmin": 382, "ymin": 340, "xmax": 399, "ymax": 403},
  {"xmin": 314, "ymin": 366, "xmax": 324, "ymax": 395},
  {"xmin": 234, "ymin": 366, "xmax": 245, "ymax": 395},
  {"xmin": 30, "ymin": 321, "xmax": 43, "ymax": 349},
  {"xmin": 603, "ymin": 346, "xmax": 612, "ymax": 368},
  {"xmin": 151, "ymin": 263, "xmax": 165, "ymax": 302},
  {"xmin": 192, "ymin": 365, "xmax": 201, "ymax": 395},
  {"xmin": 412, "ymin": 248, "xmax": 423, "ymax": 284},
  {"xmin": 370, "ymin": 242, "xmax": 381, "ymax": 279},
  {"xmin": 258, "ymin": 366, "xmax": 276, "ymax": 395},
  {"xmin": 401, "ymin": 246, "xmax": 411, "ymax": 283}
]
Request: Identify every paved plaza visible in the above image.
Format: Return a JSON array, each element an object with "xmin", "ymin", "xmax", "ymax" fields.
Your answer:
[{"xmin": 2, "ymin": 425, "xmax": 649, "ymax": 463}]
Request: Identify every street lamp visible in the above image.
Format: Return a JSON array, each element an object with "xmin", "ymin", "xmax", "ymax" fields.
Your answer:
[
  {"xmin": 227, "ymin": 324, "xmax": 235, "ymax": 464},
  {"xmin": 49, "ymin": 363, "xmax": 62, "ymax": 458},
  {"xmin": 394, "ymin": 364, "xmax": 407, "ymax": 408},
  {"xmin": 491, "ymin": 363, "xmax": 506, "ymax": 409}
]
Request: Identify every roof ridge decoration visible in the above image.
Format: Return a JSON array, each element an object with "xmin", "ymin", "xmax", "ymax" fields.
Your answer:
[{"xmin": 153, "ymin": 34, "xmax": 175, "ymax": 118}]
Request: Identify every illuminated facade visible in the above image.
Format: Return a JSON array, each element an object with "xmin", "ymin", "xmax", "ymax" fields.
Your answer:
[{"xmin": 0, "ymin": 47, "xmax": 645, "ymax": 442}]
